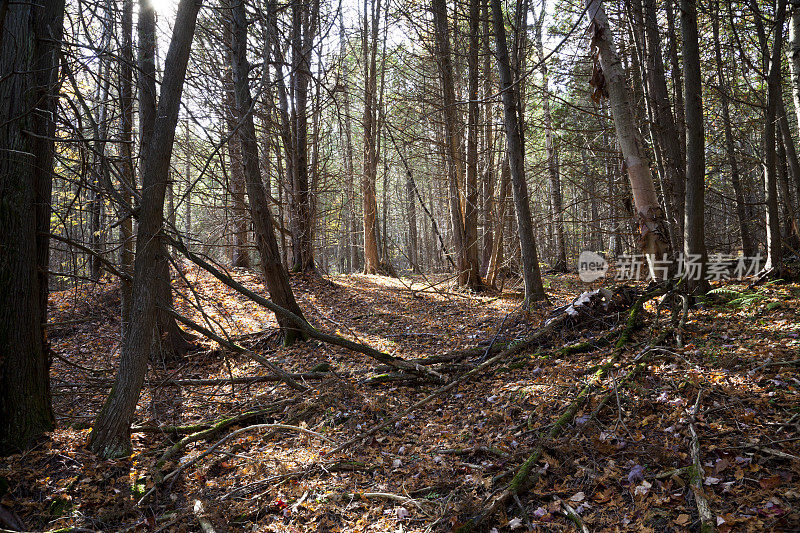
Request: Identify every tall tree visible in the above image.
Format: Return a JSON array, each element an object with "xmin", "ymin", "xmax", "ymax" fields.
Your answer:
[
  {"xmin": 587, "ymin": 0, "xmax": 671, "ymax": 275},
  {"xmin": 789, "ymin": 5, "xmax": 800, "ymax": 137},
  {"xmin": 222, "ymin": 17, "xmax": 250, "ymax": 269},
  {"xmin": 88, "ymin": 0, "xmax": 203, "ymax": 458},
  {"xmin": 0, "ymin": 0, "xmax": 65, "ymax": 454},
  {"xmin": 465, "ymin": 0, "xmax": 482, "ymax": 284},
  {"xmin": 119, "ymin": 0, "xmax": 136, "ymax": 339},
  {"xmin": 681, "ymin": 0, "xmax": 708, "ymax": 291},
  {"xmin": 491, "ymin": 0, "xmax": 547, "ymax": 303},
  {"xmin": 229, "ymin": 0, "xmax": 308, "ymax": 345},
  {"xmin": 758, "ymin": 0, "xmax": 787, "ymax": 273},
  {"xmin": 289, "ymin": 0, "xmax": 319, "ymax": 272},
  {"xmin": 710, "ymin": 1, "xmax": 755, "ymax": 257},
  {"xmin": 432, "ymin": 0, "xmax": 481, "ymax": 289},
  {"xmin": 137, "ymin": 0, "xmax": 192, "ymax": 362},
  {"xmin": 533, "ymin": 1, "xmax": 567, "ymax": 272},
  {"xmin": 362, "ymin": 0, "xmax": 382, "ymax": 274},
  {"xmin": 641, "ymin": 0, "xmax": 686, "ymax": 253}
]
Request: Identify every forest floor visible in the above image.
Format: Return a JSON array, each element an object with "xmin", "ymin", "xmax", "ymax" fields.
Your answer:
[{"xmin": 1, "ymin": 266, "xmax": 800, "ymax": 532}]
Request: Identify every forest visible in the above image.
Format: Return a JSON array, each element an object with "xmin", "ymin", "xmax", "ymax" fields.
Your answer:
[{"xmin": 1, "ymin": 0, "xmax": 800, "ymax": 530}]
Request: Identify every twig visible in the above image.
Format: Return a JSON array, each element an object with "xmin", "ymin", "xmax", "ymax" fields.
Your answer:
[
  {"xmin": 139, "ymin": 423, "xmax": 338, "ymax": 506},
  {"xmin": 324, "ymin": 313, "xmax": 570, "ymax": 458}
]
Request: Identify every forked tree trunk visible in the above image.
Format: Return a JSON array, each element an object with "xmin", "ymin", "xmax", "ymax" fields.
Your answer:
[
  {"xmin": 0, "ymin": 0, "xmax": 64, "ymax": 455},
  {"xmin": 432, "ymin": 0, "xmax": 481, "ymax": 290},
  {"xmin": 229, "ymin": 0, "xmax": 307, "ymax": 345},
  {"xmin": 289, "ymin": 0, "xmax": 318, "ymax": 272},
  {"xmin": 587, "ymin": 0, "xmax": 671, "ymax": 274},
  {"xmin": 491, "ymin": 0, "xmax": 547, "ymax": 303},
  {"xmin": 137, "ymin": 0, "xmax": 191, "ymax": 363},
  {"xmin": 88, "ymin": 0, "xmax": 202, "ymax": 458}
]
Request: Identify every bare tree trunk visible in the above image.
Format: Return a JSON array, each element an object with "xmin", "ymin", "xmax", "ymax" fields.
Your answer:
[
  {"xmin": 486, "ymin": 156, "xmax": 509, "ymax": 287},
  {"xmin": 465, "ymin": 0, "xmax": 483, "ymax": 285},
  {"xmin": 119, "ymin": 0, "xmax": 135, "ymax": 339},
  {"xmin": 533, "ymin": 3, "xmax": 567, "ymax": 272},
  {"xmin": 137, "ymin": 0, "xmax": 191, "ymax": 363},
  {"xmin": 789, "ymin": 7, "xmax": 800, "ymax": 140},
  {"xmin": 642, "ymin": 0, "xmax": 685, "ymax": 253},
  {"xmin": 265, "ymin": 0, "xmax": 294, "ymax": 270},
  {"xmin": 289, "ymin": 0, "xmax": 318, "ymax": 272},
  {"xmin": 777, "ymin": 128, "xmax": 799, "ymax": 245},
  {"xmin": 778, "ymin": 100, "xmax": 800, "ymax": 222},
  {"xmin": 491, "ymin": 0, "xmax": 546, "ymax": 303},
  {"xmin": 587, "ymin": 0, "xmax": 671, "ymax": 274},
  {"xmin": 481, "ymin": 0, "xmax": 494, "ymax": 276},
  {"xmin": 760, "ymin": 0, "xmax": 787, "ymax": 273},
  {"xmin": 0, "ymin": 0, "xmax": 64, "ymax": 454},
  {"xmin": 337, "ymin": 11, "xmax": 357, "ymax": 272},
  {"xmin": 362, "ymin": 0, "xmax": 381, "ymax": 274},
  {"xmin": 222, "ymin": 24, "xmax": 250, "ymax": 268},
  {"xmin": 88, "ymin": 0, "xmax": 202, "ymax": 458},
  {"xmin": 711, "ymin": 1, "xmax": 755, "ymax": 257},
  {"xmin": 229, "ymin": 0, "xmax": 307, "ymax": 345},
  {"xmin": 664, "ymin": 0, "xmax": 686, "ymax": 153},
  {"xmin": 681, "ymin": 0, "xmax": 708, "ymax": 292},
  {"xmin": 90, "ymin": 52, "xmax": 112, "ymax": 281},
  {"xmin": 432, "ymin": 0, "xmax": 480, "ymax": 289}
]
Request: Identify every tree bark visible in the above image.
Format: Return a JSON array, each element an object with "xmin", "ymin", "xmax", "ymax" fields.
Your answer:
[
  {"xmin": 222, "ymin": 24, "xmax": 250, "ymax": 269},
  {"xmin": 229, "ymin": 0, "xmax": 308, "ymax": 345},
  {"xmin": 137, "ymin": 0, "xmax": 190, "ymax": 363},
  {"xmin": 433, "ymin": 0, "xmax": 481, "ymax": 289},
  {"xmin": 681, "ymin": 0, "xmax": 708, "ymax": 292},
  {"xmin": 778, "ymin": 100, "xmax": 800, "ymax": 227},
  {"xmin": 642, "ymin": 0, "xmax": 685, "ymax": 253},
  {"xmin": 491, "ymin": 0, "xmax": 547, "ymax": 303},
  {"xmin": 88, "ymin": 0, "xmax": 202, "ymax": 458},
  {"xmin": 119, "ymin": 0, "xmax": 135, "ymax": 339},
  {"xmin": 465, "ymin": 0, "xmax": 483, "ymax": 285},
  {"xmin": 0, "ymin": 0, "xmax": 64, "ymax": 455},
  {"xmin": 587, "ymin": 0, "xmax": 671, "ymax": 273},
  {"xmin": 362, "ymin": 0, "xmax": 382, "ymax": 274},
  {"xmin": 761, "ymin": 0, "xmax": 787, "ymax": 272},
  {"xmin": 289, "ymin": 0, "xmax": 318, "ymax": 272},
  {"xmin": 789, "ymin": 6, "xmax": 800, "ymax": 139}
]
